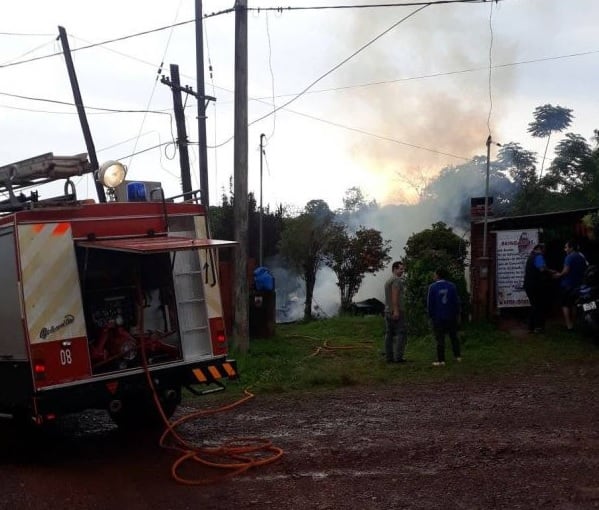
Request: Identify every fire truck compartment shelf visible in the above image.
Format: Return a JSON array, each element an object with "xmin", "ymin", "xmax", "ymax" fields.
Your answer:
[{"xmin": 77, "ymin": 237, "xmax": 237, "ymax": 253}]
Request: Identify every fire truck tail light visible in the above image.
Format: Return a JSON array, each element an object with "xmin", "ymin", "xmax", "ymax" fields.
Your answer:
[
  {"xmin": 33, "ymin": 361, "xmax": 46, "ymax": 379},
  {"xmin": 209, "ymin": 317, "xmax": 227, "ymax": 355}
]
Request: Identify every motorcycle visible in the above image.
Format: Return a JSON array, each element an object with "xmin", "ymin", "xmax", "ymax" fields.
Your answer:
[{"xmin": 575, "ymin": 265, "xmax": 599, "ymax": 345}]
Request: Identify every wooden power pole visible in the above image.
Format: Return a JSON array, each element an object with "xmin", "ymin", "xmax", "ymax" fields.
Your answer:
[
  {"xmin": 58, "ymin": 26, "xmax": 106, "ymax": 203},
  {"xmin": 233, "ymin": 0, "xmax": 249, "ymax": 352},
  {"xmin": 195, "ymin": 0, "xmax": 210, "ymax": 207},
  {"xmin": 161, "ymin": 64, "xmax": 192, "ymax": 200}
]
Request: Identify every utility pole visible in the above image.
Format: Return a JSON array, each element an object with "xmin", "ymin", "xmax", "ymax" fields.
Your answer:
[
  {"xmin": 195, "ymin": 0, "xmax": 210, "ymax": 207},
  {"xmin": 259, "ymin": 133, "xmax": 265, "ymax": 267},
  {"xmin": 233, "ymin": 0, "xmax": 249, "ymax": 352},
  {"xmin": 58, "ymin": 26, "xmax": 106, "ymax": 203},
  {"xmin": 161, "ymin": 64, "xmax": 192, "ymax": 200},
  {"xmin": 483, "ymin": 134, "xmax": 492, "ymax": 258}
]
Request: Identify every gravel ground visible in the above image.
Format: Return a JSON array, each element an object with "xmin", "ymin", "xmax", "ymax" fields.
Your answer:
[{"xmin": 0, "ymin": 360, "xmax": 598, "ymax": 510}]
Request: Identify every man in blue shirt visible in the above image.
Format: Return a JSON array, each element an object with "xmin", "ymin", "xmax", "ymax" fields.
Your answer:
[
  {"xmin": 554, "ymin": 240, "xmax": 587, "ymax": 331},
  {"xmin": 427, "ymin": 267, "xmax": 461, "ymax": 367}
]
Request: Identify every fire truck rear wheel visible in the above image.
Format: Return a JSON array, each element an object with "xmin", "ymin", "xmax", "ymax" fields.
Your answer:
[{"xmin": 108, "ymin": 387, "xmax": 181, "ymax": 428}]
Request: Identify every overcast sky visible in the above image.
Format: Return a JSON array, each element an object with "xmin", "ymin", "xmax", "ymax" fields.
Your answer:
[{"xmin": 2, "ymin": 0, "xmax": 599, "ymax": 211}]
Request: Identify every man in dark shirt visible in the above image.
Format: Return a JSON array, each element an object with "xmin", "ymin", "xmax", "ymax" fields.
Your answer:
[
  {"xmin": 383, "ymin": 261, "xmax": 408, "ymax": 363},
  {"xmin": 427, "ymin": 267, "xmax": 461, "ymax": 367},
  {"xmin": 523, "ymin": 243, "xmax": 554, "ymax": 333}
]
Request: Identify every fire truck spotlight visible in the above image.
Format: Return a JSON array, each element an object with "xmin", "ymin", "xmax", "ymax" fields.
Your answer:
[{"xmin": 98, "ymin": 160, "xmax": 127, "ymax": 189}]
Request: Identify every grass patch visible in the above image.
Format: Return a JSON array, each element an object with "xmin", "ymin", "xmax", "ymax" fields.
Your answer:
[{"xmin": 189, "ymin": 316, "xmax": 599, "ymax": 402}]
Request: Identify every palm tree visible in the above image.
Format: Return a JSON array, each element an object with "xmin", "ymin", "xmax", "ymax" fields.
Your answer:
[{"xmin": 527, "ymin": 104, "xmax": 573, "ymax": 177}]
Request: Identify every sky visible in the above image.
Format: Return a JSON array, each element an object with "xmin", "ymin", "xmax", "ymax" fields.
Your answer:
[{"xmin": 2, "ymin": 0, "xmax": 599, "ymax": 214}]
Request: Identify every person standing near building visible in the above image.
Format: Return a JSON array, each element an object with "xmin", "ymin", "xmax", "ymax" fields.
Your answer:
[
  {"xmin": 383, "ymin": 261, "xmax": 408, "ymax": 363},
  {"xmin": 523, "ymin": 243, "xmax": 553, "ymax": 333},
  {"xmin": 553, "ymin": 240, "xmax": 588, "ymax": 331},
  {"xmin": 427, "ymin": 267, "xmax": 461, "ymax": 367}
]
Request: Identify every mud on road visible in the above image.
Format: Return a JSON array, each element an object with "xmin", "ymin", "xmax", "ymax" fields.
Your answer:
[{"xmin": 1, "ymin": 361, "xmax": 598, "ymax": 510}]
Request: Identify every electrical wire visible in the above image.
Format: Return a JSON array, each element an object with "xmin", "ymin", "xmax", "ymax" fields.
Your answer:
[
  {"xmin": 486, "ymin": 0, "xmax": 494, "ymax": 138},
  {"xmin": 0, "ymin": 90, "xmax": 172, "ymax": 116},
  {"xmin": 0, "ymin": 8, "xmax": 236, "ymax": 70},
  {"xmin": 249, "ymin": 0, "xmax": 493, "ymax": 11},
  {"xmin": 203, "ymin": 14, "xmax": 220, "ymax": 206},
  {"xmin": 264, "ymin": 11, "xmax": 277, "ymax": 140},
  {"xmin": 0, "ymin": 37, "xmax": 56, "ymax": 66},
  {"xmin": 127, "ymin": 0, "xmax": 184, "ymax": 171},
  {"xmin": 211, "ymin": 4, "xmax": 430, "ymax": 149}
]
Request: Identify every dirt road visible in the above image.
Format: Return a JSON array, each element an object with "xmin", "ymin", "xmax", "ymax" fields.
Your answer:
[{"xmin": 1, "ymin": 361, "xmax": 598, "ymax": 509}]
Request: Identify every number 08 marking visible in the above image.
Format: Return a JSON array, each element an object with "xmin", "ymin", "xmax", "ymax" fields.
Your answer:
[{"xmin": 60, "ymin": 349, "xmax": 73, "ymax": 365}]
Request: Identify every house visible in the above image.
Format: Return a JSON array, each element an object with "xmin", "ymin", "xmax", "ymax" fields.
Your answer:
[{"xmin": 469, "ymin": 203, "xmax": 599, "ymax": 321}]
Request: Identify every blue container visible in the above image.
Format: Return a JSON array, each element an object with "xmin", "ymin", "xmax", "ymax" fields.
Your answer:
[{"xmin": 254, "ymin": 266, "xmax": 274, "ymax": 291}]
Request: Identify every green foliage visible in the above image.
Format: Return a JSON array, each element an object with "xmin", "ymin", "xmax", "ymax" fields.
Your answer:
[
  {"xmin": 528, "ymin": 104, "xmax": 574, "ymax": 176},
  {"xmin": 527, "ymin": 104, "xmax": 574, "ymax": 138},
  {"xmin": 206, "ymin": 316, "xmax": 599, "ymax": 398},
  {"xmin": 279, "ymin": 200, "xmax": 336, "ymax": 320},
  {"xmin": 403, "ymin": 222, "xmax": 469, "ymax": 335},
  {"xmin": 324, "ymin": 224, "xmax": 392, "ymax": 311},
  {"xmin": 209, "ymin": 179, "xmax": 285, "ymax": 261}
]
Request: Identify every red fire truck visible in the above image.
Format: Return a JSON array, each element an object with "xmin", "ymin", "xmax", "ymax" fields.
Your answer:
[{"xmin": 0, "ymin": 153, "xmax": 238, "ymax": 427}]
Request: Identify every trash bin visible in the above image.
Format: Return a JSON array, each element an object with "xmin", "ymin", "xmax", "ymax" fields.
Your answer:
[
  {"xmin": 250, "ymin": 290, "xmax": 276, "ymax": 338},
  {"xmin": 250, "ymin": 266, "xmax": 276, "ymax": 338}
]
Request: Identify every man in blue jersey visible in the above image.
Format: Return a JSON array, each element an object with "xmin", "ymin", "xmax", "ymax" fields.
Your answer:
[
  {"xmin": 554, "ymin": 240, "xmax": 587, "ymax": 331},
  {"xmin": 427, "ymin": 267, "xmax": 461, "ymax": 367}
]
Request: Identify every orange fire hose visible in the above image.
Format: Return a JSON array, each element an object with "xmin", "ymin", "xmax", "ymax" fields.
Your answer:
[{"xmin": 133, "ymin": 281, "xmax": 283, "ymax": 485}]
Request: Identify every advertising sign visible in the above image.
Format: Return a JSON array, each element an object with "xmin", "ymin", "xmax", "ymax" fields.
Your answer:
[{"xmin": 496, "ymin": 229, "xmax": 538, "ymax": 307}]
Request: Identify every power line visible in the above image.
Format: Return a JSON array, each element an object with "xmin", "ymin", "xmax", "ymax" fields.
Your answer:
[
  {"xmin": 211, "ymin": 4, "xmax": 430, "ymax": 149},
  {"xmin": 0, "ymin": 90, "xmax": 172, "ymax": 115},
  {"xmin": 486, "ymin": 0, "xmax": 494, "ymax": 137},
  {"xmin": 0, "ymin": 31, "xmax": 55, "ymax": 36},
  {"xmin": 280, "ymin": 107, "xmax": 470, "ymax": 160},
  {"xmin": 0, "ymin": 7, "xmax": 236, "ymax": 70},
  {"xmin": 249, "ymin": 0, "xmax": 493, "ymax": 11},
  {"xmin": 250, "ymin": 49, "xmax": 599, "ymax": 101},
  {"xmin": 0, "ymin": 1, "xmax": 496, "ymax": 71}
]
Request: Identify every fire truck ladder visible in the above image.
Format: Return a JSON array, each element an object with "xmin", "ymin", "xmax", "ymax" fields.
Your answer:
[{"xmin": 171, "ymin": 244, "xmax": 211, "ymax": 358}]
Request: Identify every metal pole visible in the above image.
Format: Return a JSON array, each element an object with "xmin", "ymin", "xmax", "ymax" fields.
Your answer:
[
  {"xmin": 195, "ymin": 0, "xmax": 210, "ymax": 207},
  {"xmin": 58, "ymin": 26, "xmax": 106, "ymax": 203},
  {"xmin": 259, "ymin": 133, "xmax": 265, "ymax": 267},
  {"xmin": 482, "ymin": 135, "xmax": 492, "ymax": 258}
]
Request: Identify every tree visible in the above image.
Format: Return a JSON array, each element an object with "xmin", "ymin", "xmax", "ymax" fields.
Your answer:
[
  {"xmin": 495, "ymin": 142, "xmax": 550, "ymax": 215},
  {"xmin": 496, "ymin": 142, "xmax": 537, "ymax": 188},
  {"xmin": 527, "ymin": 104, "xmax": 573, "ymax": 176},
  {"xmin": 403, "ymin": 222, "xmax": 469, "ymax": 335},
  {"xmin": 324, "ymin": 224, "xmax": 391, "ymax": 312},
  {"xmin": 279, "ymin": 200, "xmax": 335, "ymax": 320},
  {"xmin": 422, "ymin": 156, "xmax": 517, "ymax": 227},
  {"xmin": 209, "ymin": 178, "xmax": 285, "ymax": 262}
]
